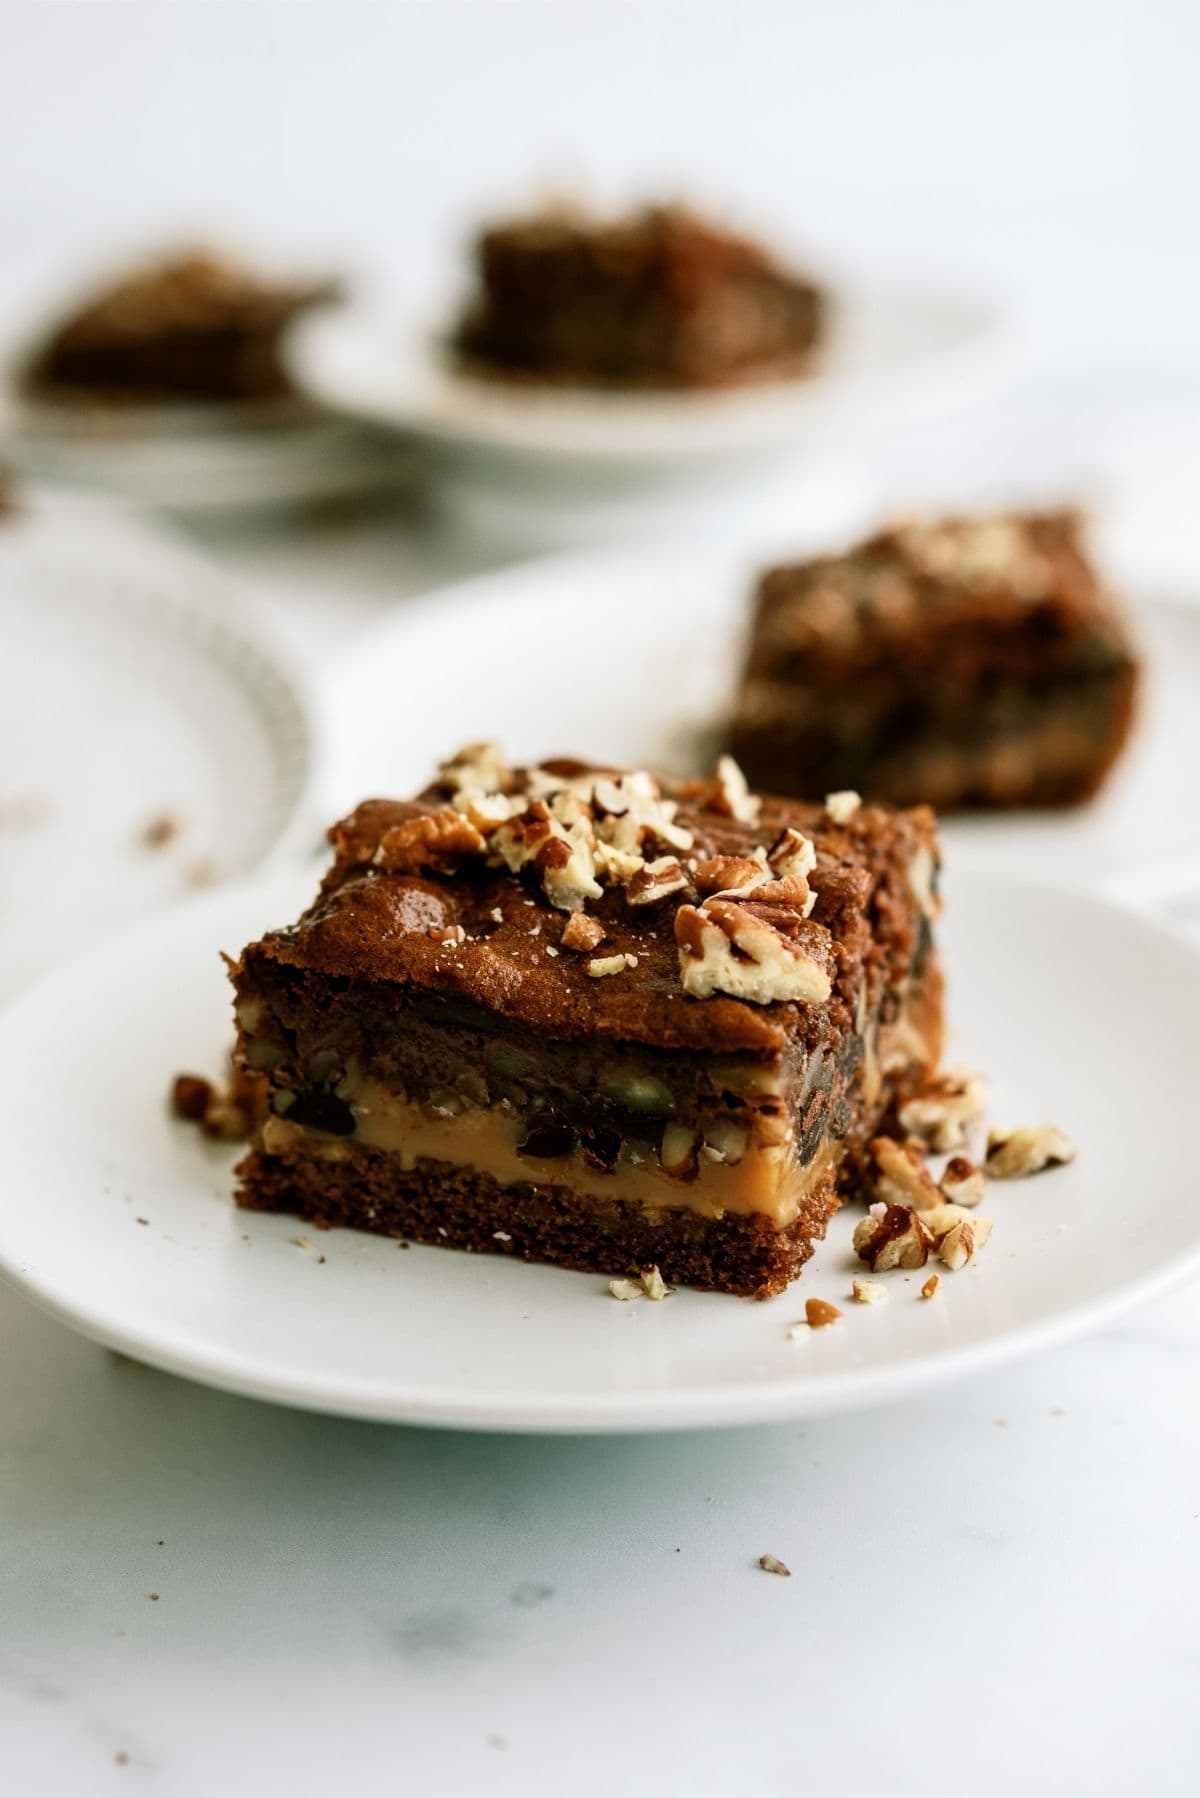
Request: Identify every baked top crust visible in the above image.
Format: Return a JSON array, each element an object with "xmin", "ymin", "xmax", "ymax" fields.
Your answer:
[{"xmin": 237, "ymin": 751, "xmax": 937, "ymax": 1058}]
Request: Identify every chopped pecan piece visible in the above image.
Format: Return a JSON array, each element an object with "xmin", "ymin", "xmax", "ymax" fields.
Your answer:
[
  {"xmin": 626, "ymin": 856, "xmax": 689, "ymax": 906},
  {"xmin": 938, "ymin": 1215, "xmax": 994, "ymax": 1270},
  {"xmin": 940, "ymin": 1156, "xmax": 986, "ymax": 1207},
  {"xmin": 898, "ymin": 1068, "xmax": 989, "ymax": 1152},
  {"xmin": 985, "ymin": 1124, "xmax": 1077, "ymax": 1178},
  {"xmin": 560, "ymin": 911, "xmax": 606, "ymax": 952},
  {"xmin": 852, "ymin": 1202, "xmax": 933, "ymax": 1271},
  {"xmin": 675, "ymin": 898, "xmax": 832, "ymax": 1005},
  {"xmin": 824, "ymin": 790, "xmax": 861, "ymax": 824},
  {"xmin": 372, "ymin": 808, "xmax": 487, "ymax": 873},
  {"xmin": 865, "ymin": 1135, "xmax": 941, "ymax": 1210},
  {"xmin": 851, "ymin": 1277, "xmax": 888, "ymax": 1305}
]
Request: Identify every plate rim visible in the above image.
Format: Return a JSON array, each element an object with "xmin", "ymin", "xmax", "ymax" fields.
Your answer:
[
  {"xmin": 1, "ymin": 862, "xmax": 1198, "ymax": 1434},
  {"xmin": 287, "ymin": 280, "xmax": 1012, "ymax": 468}
]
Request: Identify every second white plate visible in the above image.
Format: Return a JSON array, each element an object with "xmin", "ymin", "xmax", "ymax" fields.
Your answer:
[{"xmin": 322, "ymin": 549, "xmax": 1200, "ymax": 903}]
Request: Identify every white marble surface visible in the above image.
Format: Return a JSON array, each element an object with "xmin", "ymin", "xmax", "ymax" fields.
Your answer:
[{"xmin": 2, "ymin": 1273, "xmax": 1198, "ymax": 1796}]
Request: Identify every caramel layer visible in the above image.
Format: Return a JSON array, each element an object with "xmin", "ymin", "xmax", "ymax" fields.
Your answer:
[{"xmin": 261, "ymin": 1085, "xmax": 836, "ymax": 1227}]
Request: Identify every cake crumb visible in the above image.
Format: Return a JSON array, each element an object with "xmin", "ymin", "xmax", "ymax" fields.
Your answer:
[
  {"xmin": 115, "ymin": 1752, "xmax": 129, "ymax": 1767},
  {"xmin": 805, "ymin": 1297, "xmax": 842, "ymax": 1328},
  {"xmin": 141, "ymin": 811, "xmax": 183, "ymax": 849},
  {"xmin": 291, "ymin": 1236, "xmax": 313, "ymax": 1252},
  {"xmin": 640, "ymin": 1264, "xmax": 670, "ymax": 1300},
  {"xmin": 758, "ymin": 1553, "xmax": 792, "ymax": 1577},
  {"xmin": 920, "ymin": 1273, "xmax": 940, "ymax": 1300}
]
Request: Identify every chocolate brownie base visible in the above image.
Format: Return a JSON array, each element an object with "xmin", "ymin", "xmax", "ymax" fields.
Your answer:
[{"xmin": 237, "ymin": 1141, "xmax": 843, "ymax": 1299}]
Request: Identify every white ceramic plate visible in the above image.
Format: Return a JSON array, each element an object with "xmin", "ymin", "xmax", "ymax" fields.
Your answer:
[
  {"xmin": 0, "ymin": 387, "xmax": 411, "ymax": 513},
  {"xmin": 288, "ymin": 284, "xmax": 1006, "ymax": 470},
  {"xmin": 320, "ymin": 550, "xmax": 1200, "ymax": 904},
  {"xmin": 0, "ymin": 862, "xmax": 1196, "ymax": 1433},
  {"xmin": 0, "ymin": 492, "xmax": 315, "ymax": 996}
]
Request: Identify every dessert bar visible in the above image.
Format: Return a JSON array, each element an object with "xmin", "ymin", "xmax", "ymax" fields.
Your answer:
[
  {"xmin": 729, "ymin": 511, "xmax": 1139, "ymax": 811},
  {"xmin": 229, "ymin": 749, "xmax": 942, "ymax": 1297},
  {"xmin": 24, "ymin": 249, "xmax": 338, "ymax": 405},
  {"xmin": 454, "ymin": 203, "xmax": 824, "ymax": 390}
]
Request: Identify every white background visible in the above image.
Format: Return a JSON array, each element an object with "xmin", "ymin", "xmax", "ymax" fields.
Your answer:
[{"xmin": 1, "ymin": 0, "xmax": 1198, "ymax": 364}]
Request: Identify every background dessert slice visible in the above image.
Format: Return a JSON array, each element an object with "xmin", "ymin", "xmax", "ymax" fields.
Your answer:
[
  {"xmin": 453, "ymin": 203, "xmax": 824, "ymax": 390},
  {"xmin": 23, "ymin": 248, "xmax": 339, "ymax": 405},
  {"xmin": 728, "ymin": 511, "xmax": 1140, "ymax": 812},
  {"xmin": 229, "ymin": 750, "xmax": 942, "ymax": 1298}
]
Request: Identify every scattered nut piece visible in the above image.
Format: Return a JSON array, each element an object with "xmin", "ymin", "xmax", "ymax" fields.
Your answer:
[
  {"xmin": 866, "ymin": 1135, "xmax": 941, "ymax": 1210},
  {"xmin": 985, "ymin": 1124, "xmax": 1077, "ymax": 1179},
  {"xmin": 824, "ymin": 790, "xmax": 861, "ymax": 824},
  {"xmin": 758, "ymin": 1553, "xmax": 791, "ymax": 1577},
  {"xmin": 561, "ymin": 911, "xmax": 606, "ymax": 952},
  {"xmin": 938, "ymin": 1215, "xmax": 994, "ymax": 1271},
  {"xmin": 608, "ymin": 1278, "xmax": 642, "ymax": 1301},
  {"xmin": 142, "ymin": 812, "xmax": 182, "ymax": 849},
  {"xmin": 940, "ymin": 1155, "xmax": 986, "ymax": 1208},
  {"xmin": 171, "ymin": 1073, "xmax": 212, "ymax": 1123},
  {"xmin": 805, "ymin": 1297, "xmax": 842, "ymax": 1328},
  {"xmin": 920, "ymin": 1203, "xmax": 978, "ymax": 1242},
  {"xmin": 853, "ymin": 1203, "xmax": 933, "ymax": 1271},
  {"xmin": 898, "ymin": 1068, "xmax": 990, "ymax": 1152},
  {"xmin": 851, "ymin": 1277, "xmax": 888, "ymax": 1305},
  {"xmin": 920, "ymin": 1273, "xmax": 940, "ymax": 1300},
  {"xmin": 640, "ymin": 1265, "xmax": 670, "ymax": 1300},
  {"xmin": 586, "ymin": 953, "xmax": 632, "ymax": 978}
]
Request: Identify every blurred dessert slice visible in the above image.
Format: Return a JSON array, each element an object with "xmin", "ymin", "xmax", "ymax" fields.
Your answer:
[
  {"xmin": 22, "ymin": 249, "xmax": 339, "ymax": 405},
  {"xmin": 453, "ymin": 202, "xmax": 824, "ymax": 389},
  {"xmin": 728, "ymin": 511, "xmax": 1140, "ymax": 812}
]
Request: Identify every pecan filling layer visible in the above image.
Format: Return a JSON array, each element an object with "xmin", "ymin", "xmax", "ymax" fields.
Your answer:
[{"xmin": 261, "ymin": 1079, "xmax": 835, "ymax": 1227}]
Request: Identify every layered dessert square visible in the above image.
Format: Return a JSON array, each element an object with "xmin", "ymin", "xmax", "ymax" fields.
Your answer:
[
  {"xmin": 230, "ymin": 751, "xmax": 941, "ymax": 1297},
  {"xmin": 729, "ymin": 511, "xmax": 1140, "ymax": 811},
  {"xmin": 23, "ymin": 249, "xmax": 338, "ymax": 405},
  {"xmin": 453, "ymin": 203, "xmax": 824, "ymax": 389}
]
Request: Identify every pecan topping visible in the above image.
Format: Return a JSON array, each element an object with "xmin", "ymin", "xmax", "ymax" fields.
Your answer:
[
  {"xmin": 372, "ymin": 808, "xmax": 487, "ymax": 873},
  {"xmin": 560, "ymin": 912, "xmax": 606, "ymax": 952},
  {"xmin": 985, "ymin": 1124, "xmax": 1077, "ymax": 1178},
  {"xmin": 675, "ymin": 898, "xmax": 832, "ymax": 1005},
  {"xmin": 823, "ymin": 790, "xmax": 861, "ymax": 825},
  {"xmin": 626, "ymin": 856, "xmax": 689, "ymax": 906},
  {"xmin": 586, "ymin": 953, "xmax": 635, "ymax": 977},
  {"xmin": 706, "ymin": 754, "xmax": 761, "ymax": 824},
  {"xmin": 766, "ymin": 825, "xmax": 817, "ymax": 887},
  {"xmin": 852, "ymin": 1202, "xmax": 934, "ymax": 1271},
  {"xmin": 693, "ymin": 854, "xmax": 768, "ymax": 897}
]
